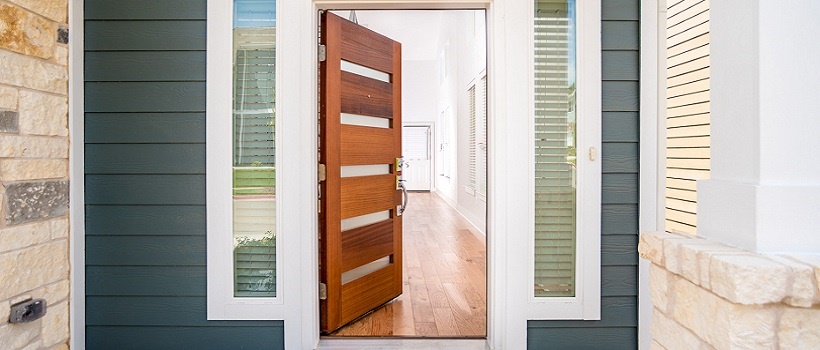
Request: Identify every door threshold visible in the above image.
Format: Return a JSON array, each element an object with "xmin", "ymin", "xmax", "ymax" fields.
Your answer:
[{"xmin": 317, "ymin": 338, "xmax": 488, "ymax": 350}]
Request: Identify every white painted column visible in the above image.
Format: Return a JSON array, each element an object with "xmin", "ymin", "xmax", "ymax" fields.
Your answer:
[{"xmin": 698, "ymin": 0, "xmax": 820, "ymax": 253}]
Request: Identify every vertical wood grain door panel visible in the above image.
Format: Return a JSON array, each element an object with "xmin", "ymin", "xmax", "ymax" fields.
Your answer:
[{"xmin": 319, "ymin": 12, "xmax": 403, "ymax": 333}]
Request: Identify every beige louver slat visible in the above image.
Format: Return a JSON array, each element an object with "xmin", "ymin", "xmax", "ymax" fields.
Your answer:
[{"xmin": 664, "ymin": 0, "xmax": 711, "ymax": 235}]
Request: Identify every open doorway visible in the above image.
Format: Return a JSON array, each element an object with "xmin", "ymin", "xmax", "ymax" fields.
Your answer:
[{"xmin": 319, "ymin": 9, "xmax": 488, "ymax": 338}]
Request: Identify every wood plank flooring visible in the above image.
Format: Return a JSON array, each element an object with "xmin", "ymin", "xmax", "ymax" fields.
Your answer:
[{"xmin": 328, "ymin": 192, "xmax": 487, "ymax": 337}]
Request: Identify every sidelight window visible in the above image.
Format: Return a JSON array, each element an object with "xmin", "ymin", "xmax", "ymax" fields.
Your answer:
[
  {"xmin": 207, "ymin": 0, "xmax": 280, "ymax": 319},
  {"xmin": 530, "ymin": 0, "xmax": 600, "ymax": 320}
]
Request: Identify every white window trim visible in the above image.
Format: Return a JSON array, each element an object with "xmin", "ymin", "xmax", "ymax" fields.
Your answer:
[
  {"xmin": 69, "ymin": 0, "xmax": 85, "ymax": 348},
  {"xmin": 638, "ymin": 0, "xmax": 666, "ymax": 348},
  {"xmin": 206, "ymin": 0, "xmax": 284, "ymax": 320},
  {"xmin": 525, "ymin": 0, "xmax": 602, "ymax": 320}
]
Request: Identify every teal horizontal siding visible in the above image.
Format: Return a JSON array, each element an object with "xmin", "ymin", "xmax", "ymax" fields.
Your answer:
[
  {"xmin": 85, "ymin": 82, "xmax": 206, "ymax": 113},
  {"xmin": 529, "ymin": 0, "xmax": 640, "ymax": 347},
  {"xmin": 86, "ymin": 297, "xmax": 277, "ymax": 327},
  {"xmin": 86, "ymin": 266, "xmax": 205, "ymax": 296},
  {"xmin": 602, "ymin": 112, "xmax": 639, "ymax": 142},
  {"xmin": 601, "ymin": 204, "xmax": 639, "ymax": 235},
  {"xmin": 85, "ymin": 21, "xmax": 206, "ymax": 51},
  {"xmin": 85, "ymin": 51, "xmax": 206, "ymax": 82},
  {"xmin": 85, "ymin": 205, "xmax": 205, "ymax": 235},
  {"xmin": 602, "ymin": 143, "xmax": 639, "ymax": 174},
  {"xmin": 85, "ymin": 0, "xmax": 206, "ymax": 20},
  {"xmin": 86, "ymin": 236, "xmax": 206, "ymax": 266},
  {"xmin": 84, "ymin": 2, "xmax": 282, "ymax": 348},
  {"xmin": 86, "ymin": 326, "xmax": 284, "ymax": 350},
  {"xmin": 602, "ymin": 174, "xmax": 639, "ymax": 204},
  {"xmin": 85, "ymin": 113, "xmax": 205, "ymax": 144},
  {"xmin": 530, "ymin": 297, "xmax": 637, "ymax": 329},
  {"xmin": 85, "ymin": 175, "xmax": 205, "ymax": 205},
  {"xmin": 85, "ymin": 144, "xmax": 205, "ymax": 174},
  {"xmin": 528, "ymin": 327, "xmax": 637, "ymax": 349},
  {"xmin": 601, "ymin": 235, "xmax": 639, "ymax": 266}
]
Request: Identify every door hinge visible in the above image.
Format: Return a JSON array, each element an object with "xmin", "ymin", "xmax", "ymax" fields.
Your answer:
[
  {"xmin": 318, "ymin": 45, "xmax": 327, "ymax": 62},
  {"xmin": 318, "ymin": 163, "xmax": 326, "ymax": 182},
  {"xmin": 588, "ymin": 147, "xmax": 597, "ymax": 161},
  {"xmin": 319, "ymin": 282, "xmax": 327, "ymax": 300}
]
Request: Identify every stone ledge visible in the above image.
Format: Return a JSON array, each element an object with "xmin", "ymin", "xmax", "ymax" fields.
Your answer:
[{"xmin": 640, "ymin": 231, "xmax": 820, "ymax": 307}]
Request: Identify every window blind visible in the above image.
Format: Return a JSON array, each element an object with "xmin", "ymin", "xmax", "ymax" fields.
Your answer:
[
  {"xmin": 477, "ymin": 76, "xmax": 487, "ymax": 198},
  {"xmin": 232, "ymin": 22, "xmax": 277, "ymax": 297},
  {"xmin": 534, "ymin": 0, "xmax": 576, "ymax": 297},
  {"xmin": 234, "ymin": 28, "xmax": 276, "ymax": 167},
  {"xmin": 468, "ymin": 85, "xmax": 478, "ymax": 194}
]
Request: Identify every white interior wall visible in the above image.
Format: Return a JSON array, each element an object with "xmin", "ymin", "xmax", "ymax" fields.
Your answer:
[
  {"xmin": 450, "ymin": 11, "xmax": 487, "ymax": 232},
  {"xmin": 402, "ymin": 60, "xmax": 438, "ymax": 123}
]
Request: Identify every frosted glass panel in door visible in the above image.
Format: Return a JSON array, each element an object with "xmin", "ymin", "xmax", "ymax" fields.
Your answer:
[{"xmin": 403, "ymin": 126, "xmax": 432, "ymax": 191}]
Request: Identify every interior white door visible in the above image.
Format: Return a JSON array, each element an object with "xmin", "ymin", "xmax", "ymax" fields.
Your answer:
[{"xmin": 402, "ymin": 126, "xmax": 432, "ymax": 191}]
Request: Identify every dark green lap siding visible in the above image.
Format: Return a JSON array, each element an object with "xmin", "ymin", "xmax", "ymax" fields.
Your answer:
[
  {"xmin": 84, "ymin": 1, "xmax": 284, "ymax": 348},
  {"xmin": 528, "ymin": 0, "xmax": 640, "ymax": 348}
]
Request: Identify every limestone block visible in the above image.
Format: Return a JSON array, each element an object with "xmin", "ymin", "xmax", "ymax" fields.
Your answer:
[
  {"xmin": 663, "ymin": 237, "xmax": 696, "ymax": 276},
  {"xmin": 0, "ymin": 240, "xmax": 69, "ymax": 301},
  {"xmin": 52, "ymin": 343, "xmax": 69, "ymax": 350},
  {"xmin": 640, "ymin": 231, "xmax": 679, "ymax": 265},
  {"xmin": 0, "ymin": 221, "xmax": 51, "ymax": 253},
  {"xmin": 790, "ymin": 255, "xmax": 820, "ymax": 297},
  {"xmin": 0, "ymin": 4, "xmax": 56, "ymax": 59},
  {"xmin": 650, "ymin": 263, "xmax": 671, "ymax": 313},
  {"xmin": 652, "ymin": 309, "xmax": 707, "ymax": 350},
  {"xmin": 0, "ymin": 159, "xmax": 67, "ymax": 181},
  {"xmin": 41, "ymin": 301, "xmax": 68, "ymax": 346},
  {"xmin": 18, "ymin": 90, "xmax": 68, "ymax": 136},
  {"xmin": 5, "ymin": 180, "xmax": 69, "ymax": 225},
  {"xmin": 779, "ymin": 307, "xmax": 820, "ymax": 350},
  {"xmin": 54, "ymin": 45, "xmax": 67, "ymax": 65},
  {"xmin": 0, "ymin": 135, "xmax": 69, "ymax": 158},
  {"xmin": 677, "ymin": 241, "xmax": 738, "ymax": 289},
  {"xmin": 20, "ymin": 340, "xmax": 42, "ymax": 350},
  {"xmin": 50, "ymin": 217, "xmax": 68, "ymax": 239},
  {"xmin": 0, "ymin": 85, "xmax": 18, "ymax": 109},
  {"xmin": 11, "ymin": 294, "xmax": 32, "ymax": 304},
  {"xmin": 767, "ymin": 256, "xmax": 818, "ymax": 307},
  {"xmin": 672, "ymin": 277, "xmax": 778, "ymax": 350},
  {"xmin": 0, "ymin": 320, "xmax": 40, "ymax": 350},
  {"xmin": 5, "ymin": 0, "xmax": 68, "ymax": 23},
  {"xmin": 42, "ymin": 279, "xmax": 70, "ymax": 305},
  {"xmin": 0, "ymin": 50, "xmax": 67, "ymax": 95},
  {"xmin": 650, "ymin": 340, "xmax": 668, "ymax": 350},
  {"xmin": 0, "ymin": 300, "xmax": 8, "ymax": 326},
  {"xmin": 709, "ymin": 254, "xmax": 790, "ymax": 305},
  {"xmin": 0, "ymin": 110, "xmax": 19, "ymax": 133}
]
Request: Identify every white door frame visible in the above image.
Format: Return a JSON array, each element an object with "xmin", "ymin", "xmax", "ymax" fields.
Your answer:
[
  {"xmin": 402, "ymin": 122, "xmax": 435, "ymax": 191},
  {"xmin": 307, "ymin": 1, "xmax": 506, "ymax": 349}
]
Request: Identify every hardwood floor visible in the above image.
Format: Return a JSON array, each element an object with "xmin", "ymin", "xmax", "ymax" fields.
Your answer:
[{"xmin": 328, "ymin": 192, "xmax": 487, "ymax": 337}]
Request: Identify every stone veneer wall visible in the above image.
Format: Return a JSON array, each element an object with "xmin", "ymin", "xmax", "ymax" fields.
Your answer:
[
  {"xmin": 640, "ymin": 232, "xmax": 820, "ymax": 349},
  {"xmin": 0, "ymin": 0, "xmax": 71, "ymax": 349}
]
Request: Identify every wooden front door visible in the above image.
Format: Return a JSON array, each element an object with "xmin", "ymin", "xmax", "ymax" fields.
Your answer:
[{"xmin": 319, "ymin": 12, "xmax": 404, "ymax": 333}]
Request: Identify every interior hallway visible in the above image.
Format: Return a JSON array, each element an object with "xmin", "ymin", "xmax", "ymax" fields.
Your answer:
[{"xmin": 328, "ymin": 192, "xmax": 487, "ymax": 337}]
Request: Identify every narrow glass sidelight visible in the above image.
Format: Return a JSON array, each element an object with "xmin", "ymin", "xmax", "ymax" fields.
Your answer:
[
  {"xmin": 534, "ymin": 0, "xmax": 577, "ymax": 297},
  {"xmin": 232, "ymin": 0, "xmax": 277, "ymax": 298}
]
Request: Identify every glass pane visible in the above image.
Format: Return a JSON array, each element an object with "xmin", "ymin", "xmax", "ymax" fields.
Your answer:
[
  {"xmin": 534, "ymin": 0, "xmax": 576, "ymax": 297},
  {"xmin": 233, "ymin": 0, "xmax": 276, "ymax": 298}
]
